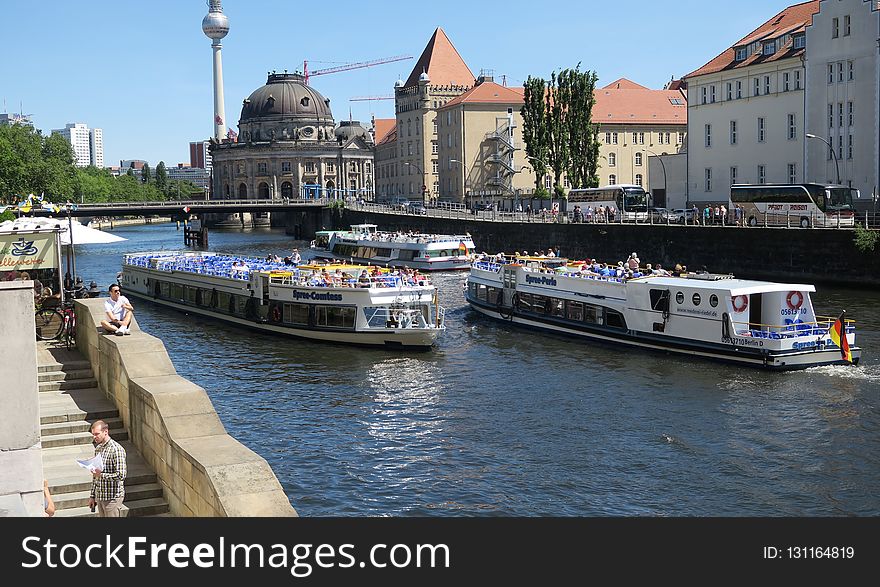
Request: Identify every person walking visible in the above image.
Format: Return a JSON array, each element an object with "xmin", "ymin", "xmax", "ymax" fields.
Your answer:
[{"xmin": 87, "ymin": 420, "xmax": 127, "ymax": 517}]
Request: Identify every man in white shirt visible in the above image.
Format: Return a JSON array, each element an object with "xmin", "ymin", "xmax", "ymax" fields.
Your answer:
[{"xmin": 100, "ymin": 284, "xmax": 134, "ymax": 335}]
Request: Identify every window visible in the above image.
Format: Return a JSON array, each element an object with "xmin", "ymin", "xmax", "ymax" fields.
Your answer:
[
  {"xmin": 612, "ymin": 132, "xmax": 618, "ymax": 145},
  {"xmin": 431, "ymin": 141, "xmax": 437, "ymax": 154},
  {"xmin": 763, "ymin": 40, "xmax": 775, "ymax": 55},
  {"xmin": 758, "ymin": 165, "xmax": 766, "ymax": 184},
  {"xmin": 838, "ymin": 62, "xmax": 844, "ymax": 83},
  {"xmin": 828, "ymin": 135, "xmax": 834, "ymax": 160},
  {"xmin": 783, "ymin": 72, "xmax": 790, "ymax": 91},
  {"xmin": 326, "ymin": 161, "xmax": 335, "ymax": 173},
  {"xmin": 793, "ymin": 34, "xmax": 805, "ymax": 49},
  {"xmin": 838, "ymin": 135, "xmax": 843, "ymax": 161},
  {"xmin": 639, "ymin": 132, "xmax": 645, "ymax": 144},
  {"xmin": 736, "ymin": 80, "xmax": 742, "ymax": 99},
  {"xmin": 828, "ymin": 63, "xmax": 834, "ymax": 84},
  {"xmin": 795, "ymin": 69, "xmax": 801, "ymax": 89},
  {"xmin": 705, "ymin": 168, "xmax": 712, "ymax": 192},
  {"xmin": 757, "ymin": 117, "xmax": 765, "ymax": 142},
  {"xmin": 258, "ymin": 162, "xmax": 267, "ymax": 174},
  {"xmin": 605, "ymin": 132, "xmax": 611, "ymax": 144},
  {"xmin": 735, "ymin": 47, "xmax": 748, "ymax": 61},
  {"xmin": 635, "ymin": 174, "xmax": 643, "ymax": 187},
  {"xmin": 433, "ymin": 120, "xmax": 438, "ymax": 134},
  {"xmin": 692, "ymin": 293, "xmax": 702, "ymax": 306},
  {"xmin": 281, "ymin": 161, "xmax": 291, "ymax": 172},
  {"xmin": 754, "ymin": 77, "xmax": 761, "ymax": 96},
  {"xmin": 838, "ymin": 103, "xmax": 844, "ymax": 128},
  {"xmin": 432, "ymin": 160, "xmax": 438, "ymax": 174},
  {"xmin": 764, "ymin": 75, "xmax": 770, "ymax": 94},
  {"xmin": 726, "ymin": 82, "xmax": 732, "ymax": 101},
  {"xmin": 609, "ymin": 174, "xmax": 616, "ymax": 185},
  {"xmin": 832, "ymin": 17, "xmax": 839, "ymax": 38},
  {"xmin": 729, "ymin": 120, "xmax": 737, "ymax": 145},
  {"xmin": 788, "ymin": 163, "xmax": 797, "ymax": 184},
  {"xmin": 665, "ymin": 132, "xmax": 671, "ymax": 144},
  {"xmin": 705, "ymin": 124, "xmax": 711, "ymax": 148},
  {"xmin": 848, "ymin": 60, "xmax": 854, "ymax": 81},
  {"xmin": 678, "ymin": 132, "xmax": 684, "ymax": 144},
  {"xmin": 710, "ymin": 85, "xmax": 716, "ymax": 103},
  {"xmin": 701, "ymin": 87, "xmax": 707, "ymax": 104},
  {"xmin": 632, "ymin": 132, "xmax": 638, "ymax": 144},
  {"xmin": 730, "ymin": 166, "xmax": 738, "ymax": 185},
  {"xmin": 829, "ymin": 104, "xmax": 834, "ymax": 128},
  {"xmin": 634, "ymin": 152, "xmax": 642, "ymax": 166},
  {"xmin": 787, "ymin": 113, "xmax": 796, "ymax": 140},
  {"xmin": 847, "ymin": 134, "xmax": 853, "ymax": 160},
  {"xmin": 848, "ymin": 101, "xmax": 853, "ymax": 127},
  {"xmin": 844, "ymin": 15, "xmax": 850, "ymax": 36},
  {"xmin": 608, "ymin": 152, "xmax": 617, "ymax": 167}
]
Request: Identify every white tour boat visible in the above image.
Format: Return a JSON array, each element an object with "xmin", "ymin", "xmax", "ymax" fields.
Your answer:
[
  {"xmin": 311, "ymin": 224, "xmax": 475, "ymax": 271},
  {"xmin": 120, "ymin": 251, "xmax": 445, "ymax": 349},
  {"xmin": 465, "ymin": 256, "xmax": 860, "ymax": 370}
]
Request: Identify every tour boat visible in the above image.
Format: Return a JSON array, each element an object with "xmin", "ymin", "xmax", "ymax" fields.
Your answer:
[
  {"xmin": 465, "ymin": 256, "xmax": 860, "ymax": 370},
  {"xmin": 120, "ymin": 251, "xmax": 445, "ymax": 348},
  {"xmin": 311, "ymin": 224, "xmax": 475, "ymax": 271}
]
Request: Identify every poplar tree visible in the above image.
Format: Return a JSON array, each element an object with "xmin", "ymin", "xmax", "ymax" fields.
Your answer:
[
  {"xmin": 156, "ymin": 161, "xmax": 168, "ymax": 192},
  {"xmin": 546, "ymin": 70, "xmax": 569, "ymax": 197},
  {"xmin": 521, "ymin": 76, "xmax": 549, "ymax": 194},
  {"xmin": 563, "ymin": 66, "xmax": 601, "ymax": 188}
]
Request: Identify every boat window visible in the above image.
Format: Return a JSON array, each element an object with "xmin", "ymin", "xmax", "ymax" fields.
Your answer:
[
  {"xmin": 516, "ymin": 293, "xmax": 533, "ymax": 311},
  {"xmin": 676, "ymin": 291, "xmax": 684, "ymax": 304},
  {"xmin": 476, "ymin": 283, "xmax": 488, "ymax": 301},
  {"xmin": 549, "ymin": 298, "xmax": 565, "ymax": 317},
  {"xmin": 584, "ymin": 304, "xmax": 603, "ymax": 325},
  {"xmin": 234, "ymin": 295, "xmax": 249, "ymax": 316},
  {"xmin": 185, "ymin": 286, "xmax": 198, "ymax": 304},
  {"xmin": 487, "ymin": 287, "xmax": 500, "ymax": 305},
  {"xmin": 567, "ymin": 300, "xmax": 584, "ymax": 321},
  {"xmin": 283, "ymin": 303, "xmax": 310, "ymax": 325},
  {"xmin": 398, "ymin": 249, "xmax": 416, "ymax": 261},
  {"xmin": 692, "ymin": 293, "xmax": 702, "ymax": 306},
  {"xmin": 159, "ymin": 281, "xmax": 171, "ymax": 298},
  {"xmin": 315, "ymin": 305, "xmax": 356, "ymax": 329},
  {"xmin": 376, "ymin": 248, "xmax": 392, "ymax": 257},
  {"xmin": 709, "ymin": 294, "xmax": 719, "ymax": 308},
  {"xmin": 531, "ymin": 295, "xmax": 548, "ymax": 315},
  {"xmin": 216, "ymin": 291, "xmax": 232, "ymax": 313},
  {"xmin": 649, "ymin": 289, "xmax": 670, "ymax": 312},
  {"xmin": 170, "ymin": 283, "xmax": 185, "ymax": 301},
  {"xmin": 605, "ymin": 310, "xmax": 627, "ymax": 329}
]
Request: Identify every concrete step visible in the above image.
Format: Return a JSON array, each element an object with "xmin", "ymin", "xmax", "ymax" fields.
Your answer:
[
  {"xmin": 44, "ymin": 467, "xmax": 159, "ymax": 496},
  {"xmin": 54, "ymin": 497, "xmax": 170, "ymax": 518},
  {"xmin": 39, "ymin": 378, "xmax": 99, "ymax": 392},
  {"xmin": 37, "ymin": 359, "xmax": 91, "ymax": 374},
  {"xmin": 42, "ymin": 428, "xmax": 129, "ymax": 449},
  {"xmin": 41, "ymin": 416, "xmax": 125, "ymax": 438},
  {"xmin": 39, "ymin": 388, "xmax": 118, "ymax": 424},
  {"xmin": 51, "ymin": 482, "xmax": 164, "ymax": 510},
  {"xmin": 38, "ymin": 368, "xmax": 95, "ymax": 383}
]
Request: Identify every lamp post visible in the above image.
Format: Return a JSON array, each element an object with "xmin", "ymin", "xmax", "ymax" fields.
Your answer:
[
  {"xmin": 806, "ymin": 133, "xmax": 841, "ymax": 184},
  {"xmin": 642, "ymin": 149, "xmax": 667, "ymax": 208},
  {"xmin": 403, "ymin": 161, "xmax": 426, "ymax": 205},
  {"xmin": 450, "ymin": 159, "xmax": 467, "ymax": 209}
]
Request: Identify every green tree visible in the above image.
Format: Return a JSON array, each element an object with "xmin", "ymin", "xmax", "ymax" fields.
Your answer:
[
  {"xmin": 155, "ymin": 161, "xmax": 168, "ymax": 192},
  {"xmin": 141, "ymin": 162, "xmax": 151, "ymax": 184},
  {"xmin": 545, "ymin": 70, "xmax": 569, "ymax": 197},
  {"xmin": 0, "ymin": 124, "xmax": 75, "ymax": 203},
  {"xmin": 126, "ymin": 167, "xmax": 135, "ymax": 178},
  {"xmin": 563, "ymin": 66, "xmax": 601, "ymax": 189},
  {"xmin": 521, "ymin": 76, "xmax": 549, "ymax": 192}
]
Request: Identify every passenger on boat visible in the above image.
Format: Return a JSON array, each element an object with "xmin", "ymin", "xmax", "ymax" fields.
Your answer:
[
  {"xmin": 291, "ymin": 249, "xmax": 302, "ymax": 264},
  {"xmin": 643, "ymin": 264, "xmax": 653, "ymax": 275},
  {"xmin": 231, "ymin": 260, "xmax": 249, "ymax": 276},
  {"xmin": 627, "ymin": 253, "xmax": 640, "ymax": 271},
  {"xmin": 654, "ymin": 264, "xmax": 670, "ymax": 276},
  {"xmin": 357, "ymin": 270, "xmax": 371, "ymax": 287}
]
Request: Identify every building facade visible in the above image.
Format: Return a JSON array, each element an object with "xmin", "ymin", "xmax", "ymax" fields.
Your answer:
[
  {"xmin": 189, "ymin": 140, "xmax": 212, "ymax": 172},
  {"xmin": 374, "ymin": 28, "xmax": 475, "ymax": 204},
  {"xmin": 210, "ymin": 72, "xmax": 374, "ymax": 202},
  {"xmin": 52, "ymin": 122, "xmax": 103, "ymax": 168}
]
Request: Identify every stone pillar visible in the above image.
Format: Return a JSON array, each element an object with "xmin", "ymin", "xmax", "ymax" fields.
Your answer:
[{"xmin": 0, "ymin": 281, "xmax": 42, "ymax": 516}]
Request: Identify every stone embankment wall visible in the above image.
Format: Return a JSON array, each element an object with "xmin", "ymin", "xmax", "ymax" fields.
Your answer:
[
  {"xmin": 75, "ymin": 299, "xmax": 296, "ymax": 517},
  {"xmin": 338, "ymin": 210, "xmax": 880, "ymax": 287}
]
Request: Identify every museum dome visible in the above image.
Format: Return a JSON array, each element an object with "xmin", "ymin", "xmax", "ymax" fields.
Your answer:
[{"xmin": 237, "ymin": 72, "xmax": 336, "ymax": 143}]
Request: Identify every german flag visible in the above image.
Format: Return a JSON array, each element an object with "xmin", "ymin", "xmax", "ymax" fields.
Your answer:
[
  {"xmin": 827, "ymin": 311, "xmax": 853, "ymax": 363},
  {"xmin": 459, "ymin": 240, "xmax": 468, "ymax": 253}
]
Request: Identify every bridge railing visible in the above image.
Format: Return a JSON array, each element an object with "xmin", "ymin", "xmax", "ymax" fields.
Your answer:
[{"xmin": 73, "ymin": 198, "xmax": 331, "ymax": 209}]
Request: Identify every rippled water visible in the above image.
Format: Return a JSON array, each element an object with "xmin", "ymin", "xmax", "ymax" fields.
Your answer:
[{"xmin": 73, "ymin": 223, "xmax": 880, "ymax": 516}]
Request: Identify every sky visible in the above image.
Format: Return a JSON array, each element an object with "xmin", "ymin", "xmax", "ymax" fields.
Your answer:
[{"xmin": 4, "ymin": 0, "xmax": 803, "ymax": 168}]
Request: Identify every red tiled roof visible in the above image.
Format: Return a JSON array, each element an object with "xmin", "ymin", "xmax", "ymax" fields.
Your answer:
[
  {"xmin": 376, "ymin": 125, "xmax": 397, "ymax": 147},
  {"xmin": 403, "ymin": 28, "xmax": 475, "ymax": 89},
  {"xmin": 686, "ymin": 1, "xmax": 818, "ymax": 78},
  {"xmin": 601, "ymin": 78, "xmax": 648, "ymax": 90},
  {"xmin": 593, "ymin": 87, "xmax": 688, "ymax": 125},
  {"xmin": 372, "ymin": 118, "xmax": 395, "ymax": 144},
  {"xmin": 439, "ymin": 81, "xmax": 524, "ymax": 109}
]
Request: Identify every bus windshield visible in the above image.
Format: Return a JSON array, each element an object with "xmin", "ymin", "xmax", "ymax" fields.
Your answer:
[
  {"xmin": 622, "ymin": 187, "xmax": 648, "ymax": 211},
  {"xmin": 824, "ymin": 188, "xmax": 856, "ymax": 212}
]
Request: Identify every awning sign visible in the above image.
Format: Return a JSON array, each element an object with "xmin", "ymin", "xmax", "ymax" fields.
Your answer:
[{"xmin": 0, "ymin": 232, "xmax": 59, "ymax": 271}]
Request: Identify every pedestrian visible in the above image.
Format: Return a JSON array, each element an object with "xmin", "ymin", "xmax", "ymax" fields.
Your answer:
[
  {"xmin": 88, "ymin": 420, "xmax": 127, "ymax": 517},
  {"xmin": 720, "ymin": 204, "xmax": 727, "ymax": 225},
  {"xmin": 43, "ymin": 479, "xmax": 55, "ymax": 517}
]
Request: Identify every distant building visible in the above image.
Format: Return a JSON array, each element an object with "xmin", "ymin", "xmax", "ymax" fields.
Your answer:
[
  {"xmin": 120, "ymin": 159, "xmax": 147, "ymax": 172},
  {"xmin": 189, "ymin": 140, "xmax": 212, "ymax": 172},
  {"xmin": 167, "ymin": 164, "xmax": 211, "ymax": 189},
  {"xmin": 0, "ymin": 113, "xmax": 33, "ymax": 126},
  {"xmin": 52, "ymin": 123, "xmax": 103, "ymax": 167}
]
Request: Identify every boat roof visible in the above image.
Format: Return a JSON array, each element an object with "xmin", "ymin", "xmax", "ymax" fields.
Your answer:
[
  {"xmin": 639, "ymin": 276, "xmax": 816, "ymax": 294},
  {"xmin": 350, "ymin": 223, "xmax": 378, "ymax": 230}
]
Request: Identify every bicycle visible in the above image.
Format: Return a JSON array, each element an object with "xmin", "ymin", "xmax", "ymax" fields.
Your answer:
[{"xmin": 35, "ymin": 287, "xmax": 83, "ymax": 349}]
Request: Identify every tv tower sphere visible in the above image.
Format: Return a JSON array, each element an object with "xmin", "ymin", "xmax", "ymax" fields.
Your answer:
[{"xmin": 202, "ymin": 0, "xmax": 229, "ymax": 40}]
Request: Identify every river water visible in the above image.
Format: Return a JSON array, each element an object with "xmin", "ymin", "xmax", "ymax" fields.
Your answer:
[{"xmin": 72, "ymin": 223, "xmax": 880, "ymax": 516}]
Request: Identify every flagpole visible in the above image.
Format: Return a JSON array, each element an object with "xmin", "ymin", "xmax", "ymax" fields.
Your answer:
[{"xmin": 67, "ymin": 203, "xmax": 76, "ymax": 295}]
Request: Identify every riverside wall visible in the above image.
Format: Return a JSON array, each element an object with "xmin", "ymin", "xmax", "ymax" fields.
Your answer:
[
  {"xmin": 75, "ymin": 299, "xmax": 297, "ymax": 517},
  {"xmin": 337, "ymin": 210, "xmax": 880, "ymax": 288}
]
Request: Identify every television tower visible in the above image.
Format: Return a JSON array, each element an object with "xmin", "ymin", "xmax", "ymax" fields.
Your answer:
[{"xmin": 202, "ymin": 0, "xmax": 229, "ymax": 141}]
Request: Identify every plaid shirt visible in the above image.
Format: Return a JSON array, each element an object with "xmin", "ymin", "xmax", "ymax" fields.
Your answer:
[{"xmin": 90, "ymin": 436, "xmax": 127, "ymax": 501}]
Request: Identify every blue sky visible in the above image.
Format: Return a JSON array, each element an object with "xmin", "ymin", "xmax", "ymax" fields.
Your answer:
[{"xmin": 4, "ymin": 0, "xmax": 799, "ymax": 167}]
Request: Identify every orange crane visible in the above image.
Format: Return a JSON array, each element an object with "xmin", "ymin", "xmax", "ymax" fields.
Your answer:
[{"xmin": 303, "ymin": 55, "xmax": 412, "ymax": 85}]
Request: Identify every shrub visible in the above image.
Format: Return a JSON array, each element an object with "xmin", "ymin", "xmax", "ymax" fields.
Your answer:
[{"xmin": 853, "ymin": 223, "xmax": 878, "ymax": 253}]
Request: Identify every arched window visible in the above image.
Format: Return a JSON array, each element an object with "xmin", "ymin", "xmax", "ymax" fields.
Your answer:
[
  {"xmin": 258, "ymin": 182, "xmax": 270, "ymax": 198},
  {"xmin": 635, "ymin": 174, "xmax": 643, "ymax": 186},
  {"xmin": 635, "ymin": 152, "xmax": 642, "ymax": 166},
  {"xmin": 238, "ymin": 183, "xmax": 248, "ymax": 198},
  {"xmin": 281, "ymin": 182, "xmax": 293, "ymax": 198},
  {"xmin": 608, "ymin": 153, "xmax": 617, "ymax": 167},
  {"xmin": 609, "ymin": 174, "xmax": 617, "ymax": 185}
]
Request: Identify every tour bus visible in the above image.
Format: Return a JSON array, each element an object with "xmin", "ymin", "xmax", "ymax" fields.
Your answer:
[
  {"xmin": 729, "ymin": 183, "xmax": 857, "ymax": 228},
  {"xmin": 567, "ymin": 184, "xmax": 651, "ymax": 221}
]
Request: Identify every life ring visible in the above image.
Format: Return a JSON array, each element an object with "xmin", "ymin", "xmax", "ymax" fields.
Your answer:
[
  {"xmin": 786, "ymin": 291, "xmax": 803, "ymax": 311},
  {"xmin": 269, "ymin": 304, "xmax": 282, "ymax": 323},
  {"xmin": 731, "ymin": 295, "xmax": 749, "ymax": 313}
]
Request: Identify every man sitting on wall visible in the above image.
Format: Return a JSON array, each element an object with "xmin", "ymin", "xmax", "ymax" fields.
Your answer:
[{"xmin": 100, "ymin": 284, "xmax": 134, "ymax": 335}]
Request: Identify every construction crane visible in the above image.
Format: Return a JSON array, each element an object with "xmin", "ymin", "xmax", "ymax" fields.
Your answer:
[
  {"xmin": 303, "ymin": 55, "xmax": 412, "ymax": 85},
  {"xmin": 349, "ymin": 95, "xmax": 395, "ymax": 101}
]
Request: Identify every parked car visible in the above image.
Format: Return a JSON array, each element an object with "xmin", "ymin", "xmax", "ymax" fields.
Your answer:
[
  {"xmin": 669, "ymin": 208, "xmax": 697, "ymax": 224},
  {"xmin": 648, "ymin": 207, "xmax": 674, "ymax": 222}
]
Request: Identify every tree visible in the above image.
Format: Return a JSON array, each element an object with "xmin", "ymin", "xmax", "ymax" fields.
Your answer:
[
  {"xmin": 521, "ymin": 76, "xmax": 549, "ymax": 192},
  {"xmin": 0, "ymin": 124, "xmax": 76, "ymax": 203},
  {"xmin": 155, "ymin": 161, "xmax": 168, "ymax": 192},
  {"xmin": 546, "ymin": 70, "xmax": 570, "ymax": 197},
  {"xmin": 562, "ymin": 66, "xmax": 601, "ymax": 189},
  {"xmin": 141, "ymin": 162, "xmax": 151, "ymax": 184},
  {"xmin": 126, "ymin": 168, "xmax": 135, "ymax": 178}
]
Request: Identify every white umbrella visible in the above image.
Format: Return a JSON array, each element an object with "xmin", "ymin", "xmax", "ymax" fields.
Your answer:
[{"xmin": 0, "ymin": 216, "xmax": 126, "ymax": 245}]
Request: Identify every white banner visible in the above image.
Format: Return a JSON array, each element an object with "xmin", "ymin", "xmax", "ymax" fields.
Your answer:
[{"xmin": 0, "ymin": 231, "xmax": 60, "ymax": 271}]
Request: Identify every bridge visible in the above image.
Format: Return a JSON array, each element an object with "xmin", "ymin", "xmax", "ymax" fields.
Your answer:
[{"xmin": 40, "ymin": 198, "xmax": 331, "ymax": 219}]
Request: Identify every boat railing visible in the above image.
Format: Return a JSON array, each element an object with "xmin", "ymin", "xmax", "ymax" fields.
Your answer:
[
  {"xmin": 730, "ymin": 316, "xmax": 855, "ymax": 339},
  {"xmin": 268, "ymin": 272, "xmax": 430, "ymax": 289},
  {"xmin": 362, "ymin": 306, "xmax": 443, "ymax": 330}
]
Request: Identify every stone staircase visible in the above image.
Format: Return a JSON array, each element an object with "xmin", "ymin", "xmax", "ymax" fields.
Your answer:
[{"xmin": 38, "ymin": 344, "xmax": 171, "ymax": 517}]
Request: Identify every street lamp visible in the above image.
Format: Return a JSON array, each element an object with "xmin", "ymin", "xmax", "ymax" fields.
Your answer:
[
  {"xmin": 403, "ymin": 162, "xmax": 427, "ymax": 205},
  {"xmin": 642, "ymin": 149, "xmax": 667, "ymax": 208},
  {"xmin": 806, "ymin": 133, "xmax": 841, "ymax": 184},
  {"xmin": 450, "ymin": 159, "xmax": 467, "ymax": 209}
]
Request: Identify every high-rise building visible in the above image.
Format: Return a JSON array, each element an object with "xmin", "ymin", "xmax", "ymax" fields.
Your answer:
[
  {"xmin": 52, "ymin": 122, "xmax": 104, "ymax": 167},
  {"xmin": 0, "ymin": 113, "xmax": 33, "ymax": 126},
  {"xmin": 189, "ymin": 140, "xmax": 212, "ymax": 171}
]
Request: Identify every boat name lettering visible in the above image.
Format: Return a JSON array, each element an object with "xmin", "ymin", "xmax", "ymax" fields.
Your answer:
[
  {"xmin": 723, "ymin": 336, "xmax": 764, "ymax": 347},
  {"xmin": 291, "ymin": 291, "xmax": 344, "ymax": 301},
  {"xmin": 525, "ymin": 275, "xmax": 557, "ymax": 286},
  {"xmin": 780, "ymin": 308, "xmax": 807, "ymax": 317},
  {"xmin": 674, "ymin": 307, "xmax": 718, "ymax": 318},
  {"xmin": 792, "ymin": 339, "xmax": 832, "ymax": 350}
]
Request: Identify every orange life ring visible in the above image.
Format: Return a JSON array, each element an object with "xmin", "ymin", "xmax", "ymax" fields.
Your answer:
[
  {"xmin": 731, "ymin": 295, "xmax": 749, "ymax": 312},
  {"xmin": 269, "ymin": 305, "xmax": 282, "ymax": 323},
  {"xmin": 786, "ymin": 291, "xmax": 803, "ymax": 311}
]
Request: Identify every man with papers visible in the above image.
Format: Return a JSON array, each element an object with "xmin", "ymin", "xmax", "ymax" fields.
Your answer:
[{"xmin": 86, "ymin": 420, "xmax": 127, "ymax": 517}]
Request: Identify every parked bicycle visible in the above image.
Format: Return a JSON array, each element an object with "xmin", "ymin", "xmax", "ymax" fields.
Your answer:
[{"xmin": 35, "ymin": 285, "xmax": 85, "ymax": 350}]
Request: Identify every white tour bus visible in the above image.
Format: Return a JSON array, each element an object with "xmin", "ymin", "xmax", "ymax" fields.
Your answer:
[
  {"xmin": 730, "ymin": 183, "xmax": 857, "ymax": 228},
  {"xmin": 567, "ymin": 184, "xmax": 651, "ymax": 221}
]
